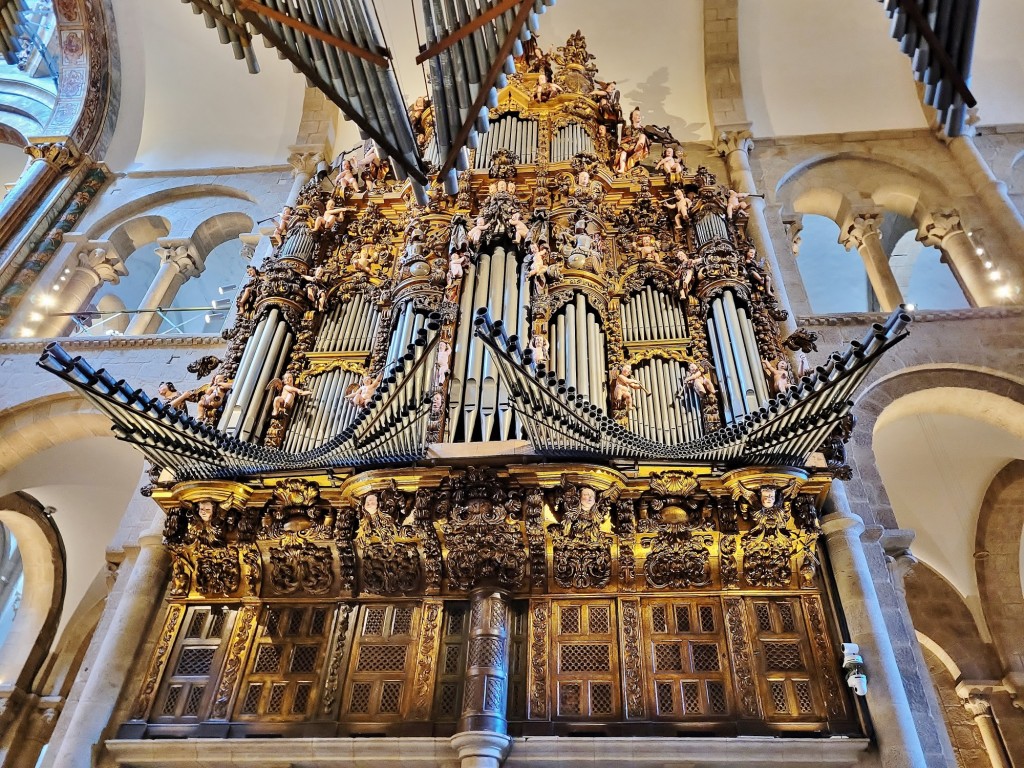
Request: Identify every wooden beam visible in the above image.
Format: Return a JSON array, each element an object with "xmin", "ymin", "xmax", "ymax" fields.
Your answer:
[
  {"xmin": 437, "ymin": 0, "xmax": 532, "ymax": 178},
  {"xmin": 234, "ymin": 0, "xmax": 390, "ymax": 69},
  {"xmin": 240, "ymin": 8, "xmax": 428, "ymax": 185},
  {"xmin": 189, "ymin": 0, "xmax": 251, "ymax": 41},
  {"xmin": 896, "ymin": 0, "xmax": 976, "ymax": 107},
  {"xmin": 415, "ymin": 0, "xmax": 522, "ymax": 65}
]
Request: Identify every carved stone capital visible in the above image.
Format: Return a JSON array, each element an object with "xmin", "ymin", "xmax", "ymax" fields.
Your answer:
[
  {"xmin": 155, "ymin": 241, "xmax": 205, "ymax": 278},
  {"xmin": 962, "ymin": 693, "xmax": 992, "ymax": 718},
  {"xmin": 75, "ymin": 242, "xmax": 127, "ymax": 284},
  {"xmin": 918, "ymin": 210, "xmax": 965, "ymax": 248},
  {"xmin": 784, "ymin": 216, "xmax": 803, "ymax": 256},
  {"xmin": 25, "ymin": 140, "xmax": 81, "ymax": 172},
  {"xmin": 287, "ymin": 144, "xmax": 326, "ymax": 178},
  {"xmin": 715, "ymin": 129, "xmax": 754, "ymax": 157},
  {"xmin": 840, "ymin": 213, "xmax": 883, "ymax": 251}
]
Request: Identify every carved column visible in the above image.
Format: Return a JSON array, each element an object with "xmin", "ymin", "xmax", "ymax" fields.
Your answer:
[
  {"xmin": 946, "ymin": 132, "xmax": 1024, "ymax": 267},
  {"xmin": 715, "ymin": 128, "xmax": 797, "ymax": 335},
  {"xmin": 125, "ymin": 240, "xmax": 205, "ymax": 335},
  {"xmin": 42, "ymin": 243, "xmax": 126, "ymax": 336},
  {"xmin": 40, "ymin": 531, "xmax": 169, "ymax": 768},
  {"xmin": 0, "ymin": 141, "xmax": 81, "ymax": 251},
  {"xmin": 452, "ymin": 587, "xmax": 512, "ymax": 768},
  {"xmin": 918, "ymin": 210, "xmax": 996, "ymax": 307},
  {"xmin": 840, "ymin": 213, "xmax": 904, "ymax": 312},
  {"xmin": 285, "ymin": 145, "xmax": 326, "ymax": 207},
  {"xmin": 961, "ymin": 693, "xmax": 1011, "ymax": 768},
  {"xmin": 821, "ymin": 482, "xmax": 928, "ymax": 768}
]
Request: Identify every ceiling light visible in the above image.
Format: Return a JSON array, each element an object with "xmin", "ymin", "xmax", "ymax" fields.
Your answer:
[
  {"xmin": 28, "ymin": 312, "xmax": 43, "ymax": 322},
  {"xmin": 984, "ymin": 261, "xmax": 993, "ymax": 269},
  {"xmin": 210, "ymin": 298, "xmax": 231, "ymax": 310},
  {"xmin": 995, "ymin": 284, "xmax": 1013, "ymax": 299},
  {"xmin": 989, "ymin": 271, "xmax": 1002, "ymax": 280},
  {"xmin": 51, "ymin": 284, "xmax": 60, "ymax": 291},
  {"xmin": 63, "ymin": 268, "xmax": 71, "ymax": 274},
  {"xmin": 976, "ymin": 247, "xmax": 984, "ymax": 255},
  {"xmin": 19, "ymin": 327, "xmax": 34, "ymax": 337},
  {"xmin": 37, "ymin": 294, "xmax": 55, "ymax": 308}
]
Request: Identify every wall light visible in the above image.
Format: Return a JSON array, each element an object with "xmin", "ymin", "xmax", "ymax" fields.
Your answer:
[
  {"xmin": 37, "ymin": 294, "xmax": 55, "ymax": 308},
  {"xmin": 205, "ymin": 311, "xmax": 226, "ymax": 324},
  {"xmin": 996, "ymin": 284, "xmax": 1013, "ymax": 299},
  {"xmin": 210, "ymin": 298, "xmax": 231, "ymax": 310},
  {"xmin": 28, "ymin": 312, "xmax": 43, "ymax": 322},
  {"xmin": 217, "ymin": 284, "xmax": 237, "ymax": 295},
  {"xmin": 989, "ymin": 271, "xmax": 1002, "ymax": 281},
  {"xmin": 19, "ymin": 327, "xmax": 35, "ymax": 338}
]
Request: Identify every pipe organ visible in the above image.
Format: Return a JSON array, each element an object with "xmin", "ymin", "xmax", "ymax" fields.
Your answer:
[{"xmin": 40, "ymin": 28, "xmax": 917, "ymax": 763}]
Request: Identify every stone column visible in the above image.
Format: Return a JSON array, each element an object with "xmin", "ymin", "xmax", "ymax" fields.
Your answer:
[
  {"xmin": 840, "ymin": 213, "xmax": 904, "ymax": 312},
  {"xmin": 452, "ymin": 587, "xmax": 512, "ymax": 768},
  {"xmin": 821, "ymin": 482, "xmax": 928, "ymax": 768},
  {"xmin": 947, "ymin": 133, "xmax": 1024, "ymax": 264},
  {"xmin": 41, "ymin": 242, "xmax": 126, "ymax": 336},
  {"xmin": 285, "ymin": 145, "xmax": 326, "ymax": 207},
  {"xmin": 918, "ymin": 210, "xmax": 997, "ymax": 307},
  {"xmin": 41, "ymin": 532, "xmax": 169, "ymax": 768},
  {"xmin": 0, "ymin": 141, "xmax": 80, "ymax": 251},
  {"xmin": 961, "ymin": 693, "xmax": 1011, "ymax": 768},
  {"xmin": 716, "ymin": 129, "xmax": 797, "ymax": 335},
  {"xmin": 125, "ymin": 240, "xmax": 205, "ymax": 336}
]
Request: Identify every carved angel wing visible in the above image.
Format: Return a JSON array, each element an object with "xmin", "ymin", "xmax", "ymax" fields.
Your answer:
[
  {"xmin": 780, "ymin": 478, "xmax": 800, "ymax": 500},
  {"xmin": 265, "ymin": 378, "xmax": 283, "ymax": 393},
  {"xmin": 734, "ymin": 480, "xmax": 759, "ymax": 506}
]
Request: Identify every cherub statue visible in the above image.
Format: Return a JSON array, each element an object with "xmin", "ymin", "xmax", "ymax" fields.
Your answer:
[
  {"xmin": 534, "ymin": 71, "xmax": 563, "ymax": 102},
  {"xmin": 358, "ymin": 489, "xmax": 399, "ymax": 546},
  {"xmin": 271, "ymin": 206, "xmax": 293, "ymax": 245},
  {"xmin": 615, "ymin": 107, "xmax": 650, "ymax": 174},
  {"xmin": 674, "ymin": 252, "xmax": 697, "ymax": 298},
  {"xmin": 267, "ymin": 371, "xmax": 312, "ymax": 418},
  {"xmin": 309, "ymin": 200, "xmax": 354, "ymax": 233},
  {"xmin": 743, "ymin": 246, "xmax": 775, "ymax": 296},
  {"xmin": 351, "ymin": 241, "xmax": 377, "ymax": 274},
  {"xmin": 509, "ymin": 211, "xmax": 531, "ymax": 245},
  {"xmin": 558, "ymin": 476, "xmax": 618, "ymax": 542},
  {"xmin": 335, "ymin": 159, "xmax": 361, "ymax": 195},
  {"xmin": 447, "ymin": 244, "xmax": 469, "ymax": 288},
  {"xmin": 610, "ymin": 363, "xmax": 650, "ymax": 411},
  {"xmin": 196, "ymin": 374, "xmax": 233, "ymax": 423},
  {"xmin": 726, "ymin": 189, "xmax": 750, "ymax": 219},
  {"xmin": 593, "ymin": 80, "xmax": 622, "ymax": 126},
  {"xmin": 762, "ymin": 357, "xmax": 793, "ymax": 394},
  {"xmin": 300, "ymin": 265, "xmax": 328, "ymax": 311},
  {"xmin": 637, "ymin": 234, "xmax": 662, "ymax": 264},
  {"xmin": 434, "ymin": 339, "xmax": 452, "ymax": 389},
  {"xmin": 663, "ymin": 187, "xmax": 691, "ymax": 229},
  {"xmin": 680, "ymin": 360, "xmax": 715, "ymax": 404},
  {"xmin": 736, "ymin": 479, "xmax": 799, "ymax": 530},
  {"xmin": 467, "ymin": 216, "xmax": 490, "ymax": 247},
  {"xmin": 346, "ymin": 371, "xmax": 384, "ymax": 408},
  {"xmin": 527, "ymin": 241, "xmax": 550, "ymax": 290},
  {"xmin": 655, "ymin": 147, "xmax": 685, "ymax": 179},
  {"xmin": 529, "ymin": 333, "xmax": 549, "ymax": 366},
  {"xmin": 235, "ymin": 265, "xmax": 261, "ymax": 315},
  {"xmin": 158, "ymin": 381, "xmax": 193, "ymax": 411}
]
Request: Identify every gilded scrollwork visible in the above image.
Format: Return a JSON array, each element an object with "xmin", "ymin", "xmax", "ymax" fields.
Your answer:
[
  {"xmin": 550, "ymin": 476, "xmax": 616, "ymax": 589},
  {"xmin": 267, "ymin": 538, "xmax": 335, "ymax": 596},
  {"xmin": 620, "ymin": 598, "xmax": 645, "ymax": 719}
]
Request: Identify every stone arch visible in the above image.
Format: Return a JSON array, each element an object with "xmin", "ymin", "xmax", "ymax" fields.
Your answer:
[
  {"xmin": 0, "ymin": 492, "xmax": 64, "ymax": 694},
  {"xmin": 104, "ymin": 215, "xmax": 172, "ymax": 261},
  {"xmin": 0, "ymin": 393, "xmax": 110, "ymax": 475},
  {"xmin": 974, "ymin": 460, "xmax": 1024, "ymax": 679},
  {"xmin": 919, "ymin": 640, "xmax": 989, "ymax": 768},
  {"xmin": 189, "ymin": 211, "xmax": 255, "ymax": 260}
]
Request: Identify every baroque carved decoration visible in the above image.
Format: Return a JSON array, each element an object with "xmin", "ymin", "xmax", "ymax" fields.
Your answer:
[{"xmin": 267, "ymin": 539, "xmax": 335, "ymax": 596}]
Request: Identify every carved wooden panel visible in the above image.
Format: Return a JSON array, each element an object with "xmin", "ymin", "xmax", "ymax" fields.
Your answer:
[
  {"xmin": 234, "ymin": 605, "xmax": 335, "ymax": 721},
  {"xmin": 341, "ymin": 603, "xmax": 420, "ymax": 721},
  {"xmin": 505, "ymin": 602, "xmax": 529, "ymax": 721},
  {"xmin": 551, "ymin": 600, "xmax": 621, "ymax": 720},
  {"xmin": 150, "ymin": 605, "xmax": 233, "ymax": 723},
  {"xmin": 432, "ymin": 602, "xmax": 469, "ymax": 722},
  {"xmin": 746, "ymin": 597, "xmax": 822, "ymax": 722},
  {"xmin": 641, "ymin": 598, "xmax": 732, "ymax": 720}
]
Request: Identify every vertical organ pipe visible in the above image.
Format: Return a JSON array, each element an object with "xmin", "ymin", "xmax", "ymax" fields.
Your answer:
[
  {"xmin": 239, "ymin": 319, "xmax": 291, "ymax": 441},
  {"xmin": 218, "ymin": 310, "xmax": 271, "ymax": 432},
  {"xmin": 723, "ymin": 291, "xmax": 758, "ymax": 413},
  {"xmin": 574, "ymin": 295, "xmax": 588, "ymax": 400},
  {"xmin": 709, "ymin": 300, "xmax": 744, "ymax": 422},
  {"xmin": 564, "ymin": 306, "xmax": 576, "ymax": 392},
  {"xmin": 737, "ymin": 304, "xmax": 770, "ymax": 406}
]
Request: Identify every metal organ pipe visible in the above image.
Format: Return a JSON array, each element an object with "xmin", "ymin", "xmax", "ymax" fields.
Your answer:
[
  {"xmin": 448, "ymin": 260, "xmax": 477, "ymax": 439},
  {"xmin": 707, "ymin": 309, "xmax": 741, "ymax": 424},
  {"xmin": 219, "ymin": 310, "xmax": 271, "ymax": 433},
  {"xmin": 736, "ymin": 304, "xmax": 770, "ymax": 406},
  {"xmin": 238, "ymin": 317, "xmax": 292, "ymax": 441},
  {"xmin": 564, "ymin": 305, "xmax": 576, "ymax": 392},
  {"xmin": 574, "ymin": 294, "xmax": 588, "ymax": 400},
  {"xmin": 722, "ymin": 291, "xmax": 759, "ymax": 413}
]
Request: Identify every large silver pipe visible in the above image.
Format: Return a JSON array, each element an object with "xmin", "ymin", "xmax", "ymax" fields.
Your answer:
[
  {"xmin": 737, "ymin": 304, "xmax": 770, "ymax": 406},
  {"xmin": 642, "ymin": 287, "xmax": 655, "ymax": 342},
  {"xmin": 706, "ymin": 316, "xmax": 735, "ymax": 423},
  {"xmin": 597, "ymin": 329, "xmax": 607, "ymax": 411},
  {"xmin": 723, "ymin": 291, "xmax": 758, "ymax": 413},
  {"xmin": 555, "ymin": 313, "xmax": 566, "ymax": 380},
  {"xmin": 639, "ymin": 366, "xmax": 654, "ymax": 441},
  {"xmin": 336, "ymin": 300, "xmax": 356, "ymax": 352},
  {"xmin": 587, "ymin": 310, "xmax": 600, "ymax": 410},
  {"xmin": 627, "ymin": 295, "xmax": 639, "ymax": 343},
  {"xmin": 711, "ymin": 297, "xmax": 745, "ymax": 420},
  {"xmin": 653, "ymin": 359, "xmax": 672, "ymax": 442},
  {"xmin": 574, "ymin": 294, "xmax": 588, "ymax": 400},
  {"xmin": 219, "ymin": 310, "xmax": 271, "ymax": 432},
  {"xmin": 239, "ymin": 319, "xmax": 290, "ymax": 440},
  {"xmin": 564, "ymin": 306, "xmax": 576, "ymax": 392},
  {"xmin": 664, "ymin": 359, "xmax": 683, "ymax": 440},
  {"xmin": 450, "ymin": 260, "xmax": 477, "ymax": 436},
  {"xmin": 464, "ymin": 251, "xmax": 492, "ymax": 432},
  {"xmin": 306, "ymin": 369, "xmax": 335, "ymax": 449}
]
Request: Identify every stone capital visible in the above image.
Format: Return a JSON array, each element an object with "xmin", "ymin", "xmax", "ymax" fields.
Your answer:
[
  {"xmin": 840, "ymin": 213, "xmax": 884, "ymax": 251},
  {"xmin": 287, "ymin": 143, "xmax": 327, "ymax": 177},
  {"xmin": 784, "ymin": 215, "xmax": 803, "ymax": 255},
  {"xmin": 155, "ymin": 239, "xmax": 205, "ymax": 278},
  {"xmin": 918, "ymin": 210, "xmax": 965, "ymax": 248},
  {"xmin": 962, "ymin": 693, "xmax": 993, "ymax": 718},
  {"xmin": 715, "ymin": 128, "xmax": 753, "ymax": 157},
  {"xmin": 75, "ymin": 241, "xmax": 127, "ymax": 285},
  {"xmin": 25, "ymin": 139, "xmax": 81, "ymax": 173},
  {"xmin": 450, "ymin": 731, "xmax": 513, "ymax": 767}
]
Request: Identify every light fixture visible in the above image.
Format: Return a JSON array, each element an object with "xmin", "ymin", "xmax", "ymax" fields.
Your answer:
[
  {"xmin": 205, "ymin": 311, "xmax": 226, "ymax": 323},
  {"xmin": 28, "ymin": 312, "xmax": 43, "ymax": 322},
  {"xmin": 210, "ymin": 298, "xmax": 231, "ymax": 310},
  {"xmin": 984, "ymin": 261, "xmax": 993, "ymax": 269},
  {"xmin": 996, "ymin": 284, "xmax": 1013, "ymax": 299},
  {"xmin": 217, "ymin": 284, "xmax": 237, "ymax": 295},
  {"xmin": 19, "ymin": 327, "xmax": 34, "ymax": 337},
  {"xmin": 904, "ymin": 303, "xmax": 916, "ymax": 311},
  {"xmin": 976, "ymin": 247, "xmax": 984, "ymax": 256},
  {"xmin": 989, "ymin": 270, "xmax": 1002, "ymax": 281},
  {"xmin": 63, "ymin": 268, "xmax": 71, "ymax": 274},
  {"xmin": 51, "ymin": 284, "xmax": 60, "ymax": 291},
  {"xmin": 37, "ymin": 294, "xmax": 55, "ymax": 308},
  {"xmin": 59, "ymin": 275, "xmax": 66, "ymax": 282}
]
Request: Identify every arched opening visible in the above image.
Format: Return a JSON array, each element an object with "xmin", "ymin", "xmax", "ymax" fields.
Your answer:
[
  {"xmin": 888, "ymin": 223, "xmax": 969, "ymax": 310},
  {"xmin": 0, "ymin": 519, "xmax": 24, "ymax": 649},
  {"xmin": 795, "ymin": 214, "xmax": 872, "ymax": 313}
]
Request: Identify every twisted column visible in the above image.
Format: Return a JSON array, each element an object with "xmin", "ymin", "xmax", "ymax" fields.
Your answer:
[
  {"xmin": 840, "ymin": 213, "xmax": 904, "ymax": 311},
  {"xmin": 918, "ymin": 210, "xmax": 997, "ymax": 307},
  {"xmin": 452, "ymin": 587, "xmax": 512, "ymax": 768},
  {"xmin": 125, "ymin": 240, "xmax": 205, "ymax": 335},
  {"xmin": 821, "ymin": 482, "xmax": 927, "ymax": 768},
  {"xmin": 715, "ymin": 128, "xmax": 797, "ymax": 335}
]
